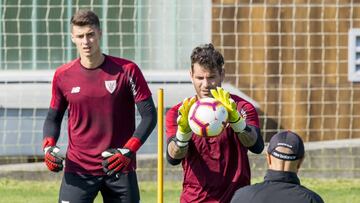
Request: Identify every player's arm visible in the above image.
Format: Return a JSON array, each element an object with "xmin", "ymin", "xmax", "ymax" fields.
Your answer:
[
  {"xmin": 102, "ymin": 97, "xmax": 157, "ymax": 175},
  {"xmin": 166, "ymin": 108, "xmax": 189, "ymax": 165},
  {"xmin": 167, "ymin": 138, "xmax": 189, "ymax": 165},
  {"xmin": 236, "ymin": 101, "xmax": 264, "ymax": 153},
  {"xmin": 211, "ymin": 87, "xmax": 264, "ymax": 153},
  {"xmin": 166, "ymin": 97, "xmax": 196, "ymax": 165},
  {"xmin": 43, "ymin": 107, "xmax": 66, "ymax": 172},
  {"xmin": 133, "ymin": 96, "xmax": 158, "ymax": 144},
  {"xmin": 42, "ymin": 72, "xmax": 68, "ymax": 172},
  {"xmin": 237, "ymin": 124, "xmax": 263, "ymax": 154}
]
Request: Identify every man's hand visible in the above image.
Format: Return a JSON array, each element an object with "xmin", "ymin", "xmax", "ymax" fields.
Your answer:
[
  {"xmin": 210, "ymin": 87, "xmax": 246, "ymax": 133},
  {"xmin": 102, "ymin": 148, "xmax": 132, "ymax": 176},
  {"xmin": 44, "ymin": 146, "xmax": 64, "ymax": 172},
  {"xmin": 177, "ymin": 97, "xmax": 197, "ymax": 134},
  {"xmin": 175, "ymin": 97, "xmax": 196, "ymax": 147}
]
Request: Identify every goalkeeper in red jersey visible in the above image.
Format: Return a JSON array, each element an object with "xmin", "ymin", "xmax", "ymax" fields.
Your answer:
[
  {"xmin": 166, "ymin": 43, "xmax": 264, "ymax": 203},
  {"xmin": 42, "ymin": 9, "xmax": 157, "ymax": 203}
]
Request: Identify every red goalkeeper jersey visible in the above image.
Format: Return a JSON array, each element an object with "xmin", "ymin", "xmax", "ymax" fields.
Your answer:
[
  {"xmin": 50, "ymin": 55, "xmax": 151, "ymax": 175},
  {"xmin": 166, "ymin": 94, "xmax": 260, "ymax": 203}
]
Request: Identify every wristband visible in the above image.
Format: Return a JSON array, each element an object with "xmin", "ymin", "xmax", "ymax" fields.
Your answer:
[
  {"xmin": 42, "ymin": 136, "xmax": 56, "ymax": 149},
  {"xmin": 172, "ymin": 137, "xmax": 189, "ymax": 148},
  {"xmin": 124, "ymin": 137, "xmax": 142, "ymax": 152},
  {"xmin": 175, "ymin": 130, "xmax": 192, "ymax": 148},
  {"xmin": 176, "ymin": 131, "xmax": 192, "ymax": 142},
  {"xmin": 230, "ymin": 117, "xmax": 246, "ymax": 133}
]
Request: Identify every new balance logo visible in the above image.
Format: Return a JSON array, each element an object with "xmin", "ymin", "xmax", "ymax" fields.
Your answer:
[{"xmin": 71, "ymin": 86, "xmax": 80, "ymax": 94}]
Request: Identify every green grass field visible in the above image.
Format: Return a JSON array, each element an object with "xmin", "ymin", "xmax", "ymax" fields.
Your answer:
[{"xmin": 0, "ymin": 178, "xmax": 359, "ymax": 203}]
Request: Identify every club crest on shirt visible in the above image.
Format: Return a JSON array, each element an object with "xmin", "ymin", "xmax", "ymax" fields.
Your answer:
[{"xmin": 105, "ymin": 80, "xmax": 116, "ymax": 94}]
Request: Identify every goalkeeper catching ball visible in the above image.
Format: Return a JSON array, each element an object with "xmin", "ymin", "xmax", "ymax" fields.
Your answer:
[
  {"xmin": 42, "ymin": 9, "xmax": 156, "ymax": 203},
  {"xmin": 165, "ymin": 43, "xmax": 264, "ymax": 203}
]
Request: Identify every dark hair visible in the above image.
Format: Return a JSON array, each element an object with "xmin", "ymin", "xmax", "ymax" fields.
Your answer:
[
  {"xmin": 71, "ymin": 9, "xmax": 100, "ymax": 29},
  {"xmin": 190, "ymin": 43, "xmax": 224, "ymax": 74}
]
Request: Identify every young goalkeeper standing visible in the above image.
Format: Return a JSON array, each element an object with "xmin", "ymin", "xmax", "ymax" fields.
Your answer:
[
  {"xmin": 42, "ymin": 9, "xmax": 157, "ymax": 203},
  {"xmin": 166, "ymin": 43, "xmax": 264, "ymax": 203}
]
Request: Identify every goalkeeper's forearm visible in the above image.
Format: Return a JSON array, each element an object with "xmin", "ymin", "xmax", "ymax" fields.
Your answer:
[
  {"xmin": 237, "ymin": 125, "xmax": 264, "ymax": 154},
  {"xmin": 236, "ymin": 130, "xmax": 257, "ymax": 147},
  {"xmin": 133, "ymin": 97, "xmax": 157, "ymax": 144},
  {"xmin": 43, "ymin": 108, "xmax": 65, "ymax": 143},
  {"xmin": 167, "ymin": 139, "xmax": 188, "ymax": 163}
]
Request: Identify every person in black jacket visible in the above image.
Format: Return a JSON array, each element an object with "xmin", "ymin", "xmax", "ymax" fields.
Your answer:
[{"xmin": 230, "ymin": 130, "xmax": 324, "ymax": 203}]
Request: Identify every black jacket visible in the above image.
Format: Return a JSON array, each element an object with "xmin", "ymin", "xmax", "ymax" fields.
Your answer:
[{"xmin": 230, "ymin": 169, "xmax": 324, "ymax": 203}]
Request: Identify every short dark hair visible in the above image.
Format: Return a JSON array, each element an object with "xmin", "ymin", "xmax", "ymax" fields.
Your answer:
[
  {"xmin": 71, "ymin": 9, "xmax": 100, "ymax": 29},
  {"xmin": 190, "ymin": 43, "xmax": 224, "ymax": 74}
]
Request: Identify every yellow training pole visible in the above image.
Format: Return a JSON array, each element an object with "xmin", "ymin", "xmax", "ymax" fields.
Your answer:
[{"xmin": 157, "ymin": 88, "xmax": 164, "ymax": 203}]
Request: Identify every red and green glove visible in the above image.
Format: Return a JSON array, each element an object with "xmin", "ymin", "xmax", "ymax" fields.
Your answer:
[
  {"xmin": 211, "ymin": 87, "xmax": 246, "ymax": 133},
  {"xmin": 101, "ymin": 137, "xmax": 141, "ymax": 176},
  {"xmin": 175, "ymin": 97, "xmax": 196, "ymax": 147},
  {"xmin": 42, "ymin": 137, "xmax": 64, "ymax": 172}
]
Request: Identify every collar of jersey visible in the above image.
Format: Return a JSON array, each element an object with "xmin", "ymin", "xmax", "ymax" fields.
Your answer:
[{"xmin": 264, "ymin": 169, "xmax": 300, "ymax": 185}]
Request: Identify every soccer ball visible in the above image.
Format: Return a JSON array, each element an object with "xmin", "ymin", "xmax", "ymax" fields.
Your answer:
[{"xmin": 188, "ymin": 97, "xmax": 228, "ymax": 138}]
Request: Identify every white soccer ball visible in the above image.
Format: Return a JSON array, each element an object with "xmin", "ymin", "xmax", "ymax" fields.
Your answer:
[{"xmin": 188, "ymin": 97, "xmax": 228, "ymax": 138}]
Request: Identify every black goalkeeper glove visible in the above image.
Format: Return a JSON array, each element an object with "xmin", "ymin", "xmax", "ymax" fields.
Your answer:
[{"xmin": 101, "ymin": 148, "xmax": 133, "ymax": 176}]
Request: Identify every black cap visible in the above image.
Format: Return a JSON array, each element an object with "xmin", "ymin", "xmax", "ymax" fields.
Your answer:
[{"xmin": 267, "ymin": 131, "xmax": 305, "ymax": 161}]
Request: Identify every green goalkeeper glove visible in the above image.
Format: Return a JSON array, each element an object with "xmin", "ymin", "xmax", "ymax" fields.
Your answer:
[
  {"xmin": 175, "ymin": 97, "xmax": 196, "ymax": 147},
  {"xmin": 210, "ymin": 87, "xmax": 246, "ymax": 133}
]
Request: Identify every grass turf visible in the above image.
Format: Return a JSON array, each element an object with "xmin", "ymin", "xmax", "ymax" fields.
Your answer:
[{"xmin": 0, "ymin": 178, "xmax": 359, "ymax": 203}]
